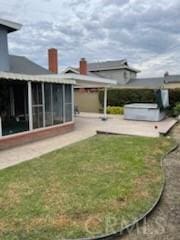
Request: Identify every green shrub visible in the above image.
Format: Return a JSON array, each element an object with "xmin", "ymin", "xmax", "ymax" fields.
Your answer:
[
  {"xmin": 99, "ymin": 89, "xmax": 155, "ymax": 107},
  {"xmin": 99, "ymin": 89, "xmax": 180, "ymax": 108},
  {"xmin": 106, "ymin": 106, "xmax": 124, "ymax": 115},
  {"xmin": 173, "ymin": 102, "xmax": 180, "ymax": 117},
  {"xmin": 169, "ymin": 89, "xmax": 180, "ymax": 107}
]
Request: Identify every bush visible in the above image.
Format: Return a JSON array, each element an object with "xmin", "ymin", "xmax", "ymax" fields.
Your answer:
[
  {"xmin": 99, "ymin": 88, "xmax": 180, "ymax": 108},
  {"xmin": 99, "ymin": 89, "xmax": 155, "ymax": 107},
  {"xmin": 107, "ymin": 106, "xmax": 124, "ymax": 115},
  {"xmin": 173, "ymin": 103, "xmax": 180, "ymax": 117},
  {"xmin": 169, "ymin": 89, "xmax": 180, "ymax": 107}
]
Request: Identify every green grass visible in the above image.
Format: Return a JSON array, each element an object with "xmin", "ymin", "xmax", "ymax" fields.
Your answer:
[{"xmin": 0, "ymin": 135, "xmax": 173, "ymax": 239}]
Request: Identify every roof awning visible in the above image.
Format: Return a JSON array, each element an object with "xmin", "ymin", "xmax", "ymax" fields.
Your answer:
[
  {"xmin": 62, "ymin": 73, "xmax": 117, "ymax": 87},
  {"xmin": 0, "ymin": 72, "xmax": 75, "ymax": 85},
  {"xmin": 0, "ymin": 18, "xmax": 22, "ymax": 33},
  {"xmin": 0, "ymin": 72, "xmax": 117, "ymax": 87}
]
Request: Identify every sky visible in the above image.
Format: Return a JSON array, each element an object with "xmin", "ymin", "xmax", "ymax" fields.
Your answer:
[{"xmin": 0, "ymin": 0, "xmax": 180, "ymax": 77}]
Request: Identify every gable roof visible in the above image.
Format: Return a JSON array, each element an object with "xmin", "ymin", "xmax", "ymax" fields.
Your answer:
[
  {"xmin": 0, "ymin": 18, "xmax": 22, "ymax": 33},
  {"xmin": 61, "ymin": 67, "xmax": 79, "ymax": 74},
  {"xmin": 88, "ymin": 59, "xmax": 126, "ymax": 71},
  {"xmin": 63, "ymin": 59, "xmax": 140, "ymax": 75},
  {"xmin": 9, "ymin": 55, "xmax": 51, "ymax": 75}
]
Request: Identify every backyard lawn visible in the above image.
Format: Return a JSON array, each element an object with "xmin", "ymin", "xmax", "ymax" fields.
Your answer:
[{"xmin": 0, "ymin": 135, "xmax": 173, "ymax": 239}]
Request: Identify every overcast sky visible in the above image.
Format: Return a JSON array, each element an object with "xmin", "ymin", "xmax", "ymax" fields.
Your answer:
[{"xmin": 1, "ymin": 0, "xmax": 180, "ymax": 77}]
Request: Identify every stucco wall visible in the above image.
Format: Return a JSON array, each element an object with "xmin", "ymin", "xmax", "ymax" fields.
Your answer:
[{"xmin": 75, "ymin": 90, "xmax": 101, "ymax": 113}]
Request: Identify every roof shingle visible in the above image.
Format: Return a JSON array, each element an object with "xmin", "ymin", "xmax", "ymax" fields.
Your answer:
[{"xmin": 9, "ymin": 55, "xmax": 50, "ymax": 75}]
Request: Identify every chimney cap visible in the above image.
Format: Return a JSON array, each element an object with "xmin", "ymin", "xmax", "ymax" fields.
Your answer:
[
  {"xmin": 164, "ymin": 71, "xmax": 169, "ymax": 77},
  {"xmin": 80, "ymin": 57, "xmax": 87, "ymax": 61},
  {"xmin": 48, "ymin": 48, "xmax": 57, "ymax": 51}
]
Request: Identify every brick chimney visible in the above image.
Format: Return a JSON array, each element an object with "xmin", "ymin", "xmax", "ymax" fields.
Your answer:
[
  {"xmin": 48, "ymin": 48, "xmax": 58, "ymax": 74},
  {"xmin": 80, "ymin": 58, "xmax": 88, "ymax": 75}
]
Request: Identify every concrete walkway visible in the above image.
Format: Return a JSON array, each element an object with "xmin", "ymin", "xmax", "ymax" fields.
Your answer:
[
  {"xmin": 0, "ymin": 115, "xmax": 177, "ymax": 170},
  {"xmin": 119, "ymin": 123, "xmax": 180, "ymax": 240},
  {"xmin": 0, "ymin": 117, "xmax": 98, "ymax": 170}
]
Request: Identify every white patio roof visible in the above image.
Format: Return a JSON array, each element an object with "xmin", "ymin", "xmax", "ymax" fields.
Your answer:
[
  {"xmin": 62, "ymin": 73, "xmax": 117, "ymax": 87},
  {"xmin": 0, "ymin": 72, "xmax": 117, "ymax": 87},
  {"xmin": 0, "ymin": 72, "xmax": 75, "ymax": 85}
]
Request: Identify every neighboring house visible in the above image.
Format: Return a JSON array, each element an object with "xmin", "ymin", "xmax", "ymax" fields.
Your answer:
[
  {"xmin": 63, "ymin": 59, "xmax": 180, "ymax": 113},
  {"xmin": 63, "ymin": 58, "xmax": 140, "ymax": 112},
  {"xmin": 63, "ymin": 58, "xmax": 140, "ymax": 83}
]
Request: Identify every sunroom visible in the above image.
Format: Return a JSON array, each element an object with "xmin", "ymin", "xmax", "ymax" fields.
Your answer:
[{"xmin": 0, "ymin": 72, "xmax": 75, "ymax": 145}]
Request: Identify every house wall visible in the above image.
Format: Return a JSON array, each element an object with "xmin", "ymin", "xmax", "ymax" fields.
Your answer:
[
  {"xmin": 0, "ymin": 28, "xmax": 9, "ymax": 71},
  {"xmin": 75, "ymin": 90, "xmax": 101, "ymax": 113},
  {"xmin": 92, "ymin": 69, "xmax": 137, "ymax": 83}
]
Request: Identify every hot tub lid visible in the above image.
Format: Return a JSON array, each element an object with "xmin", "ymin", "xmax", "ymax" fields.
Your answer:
[{"xmin": 124, "ymin": 103, "xmax": 158, "ymax": 109}]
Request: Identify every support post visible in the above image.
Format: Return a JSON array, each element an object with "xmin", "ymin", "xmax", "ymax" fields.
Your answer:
[
  {"xmin": 28, "ymin": 81, "xmax": 33, "ymax": 131},
  {"xmin": 103, "ymin": 87, "xmax": 107, "ymax": 120},
  {"xmin": 42, "ymin": 82, "xmax": 45, "ymax": 127},
  {"xmin": 10, "ymin": 86, "xmax": 15, "ymax": 116},
  {"xmin": 71, "ymin": 85, "xmax": 74, "ymax": 122},
  {"xmin": 0, "ymin": 116, "xmax": 2, "ymax": 137},
  {"xmin": 50, "ymin": 84, "xmax": 53, "ymax": 125},
  {"xmin": 63, "ymin": 84, "xmax": 66, "ymax": 123}
]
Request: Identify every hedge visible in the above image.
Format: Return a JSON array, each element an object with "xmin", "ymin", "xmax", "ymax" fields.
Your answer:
[{"xmin": 99, "ymin": 89, "xmax": 180, "ymax": 108}]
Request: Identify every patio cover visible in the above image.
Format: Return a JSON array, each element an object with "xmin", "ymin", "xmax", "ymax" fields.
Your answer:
[
  {"xmin": 0, "ymin": 71, "xmax": 75, "ymax": 84},
  {"xmin": 62, "ymin": 73, "xmax": 117, "ymax": 87},
  {"xmin": 0, "ymin": 72, "xmax": 117, "ymax": 86}
]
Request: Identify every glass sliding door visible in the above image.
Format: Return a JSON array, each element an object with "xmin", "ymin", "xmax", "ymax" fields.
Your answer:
[
  {"xmin": 32, "ymin": 83, "xmax": 43, "ymax": 129},
  {"xmin": 65, "ymin": 84, "xmax": 72, "ymax": 122}
]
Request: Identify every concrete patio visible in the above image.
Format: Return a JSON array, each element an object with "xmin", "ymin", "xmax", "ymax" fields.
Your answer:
[
  {"xmin": 79, "ymin": 112, "xmax": 177, "ymax": 137},
  {"xmin": 0, "ymin": 113, "xmax": 177, "ymax": 170}
]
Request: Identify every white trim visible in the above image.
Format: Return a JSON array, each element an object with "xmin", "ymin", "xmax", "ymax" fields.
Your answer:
[
  {"xmin": 28, "ymin": 81, "xmax": 33, "ymax": 131},
  {"xmin": 0, "ymin": 18, "xmax": 22, "ymax": 32},
  {"xmin": 61, "ymin": 67, "xmax": 79, "ymax": 74},
  {"xmin": 50, "ymin": 84, "xmax": 54, "ymax": 125},
  {"xmin": 0, "ymin": 72, "xmax": 75, "ymax": 84}
]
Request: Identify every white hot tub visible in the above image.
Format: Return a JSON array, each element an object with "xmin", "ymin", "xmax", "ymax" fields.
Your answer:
[{"xmin": 124, "ymin": 103, "xmax": 166, "ymax": 122}]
